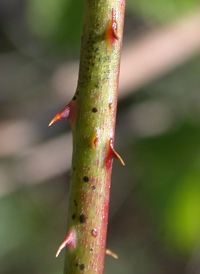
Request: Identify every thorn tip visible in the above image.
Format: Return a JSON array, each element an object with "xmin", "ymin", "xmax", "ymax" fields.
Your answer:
[
  {"xmin": 48, "ymin": 120, "xmax": 54, "ymax": 127},
  {"xmin": 49, "ymin": 105, "xmax": 70, "ymax": 127},
  {"xmin": 113, "ymin": 148, "xmax": 125, "ymax": 166},
  {"xmin": 110, "ymin": 139, "xmax": 125, "ymax": 166},
  {"xmin": 55, "ymin": 227, "xmax": 76, "ymax": 258},
  {"xmin": 106, "ymin": 248, "xmax": 118, "ymax": 259}
]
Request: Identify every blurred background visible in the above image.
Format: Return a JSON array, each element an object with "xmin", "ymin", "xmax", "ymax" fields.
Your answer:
[{"xmin": 1, "ymin": 0, "xmax": 200, "ymax": 273}]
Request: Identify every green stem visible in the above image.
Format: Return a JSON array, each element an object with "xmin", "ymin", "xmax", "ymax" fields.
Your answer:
[{"xmin": 51, "ymin": 1, "xmax": 125, "ymax": 273}]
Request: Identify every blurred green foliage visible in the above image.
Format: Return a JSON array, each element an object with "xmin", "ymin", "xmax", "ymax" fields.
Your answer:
[
  {"xmin": 133, "ymin": 125, "xmax": 200, "ymax": 254},
  {"xmin": 25, "ymin": 0, "xmax": 200, "ymax": 47},
  {"xmin": 26, "ymin": 0, "xmax": 84, "ymax": 49},
  {"xmin": 126, "ymin": 0, "xmax": 199, "ymax": 22}
]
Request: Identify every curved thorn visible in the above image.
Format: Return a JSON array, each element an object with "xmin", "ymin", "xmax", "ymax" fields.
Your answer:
[
  {"xmin": 111, "ymin": 8, "xmax": 119, "ymax": 39},
  {"xmin": 112, "ymin": 148, "xmax": 125, "ymax": 166},
  {"xmin": 55, "ymin": 242, "xmax": 66, "ymax": 258},
  {"xmin": 112, "ymin": 28, "xmax": 119, "ymax": 40},
  {"xmin": 55, "ymin": 228, "xmax": 76, "ymax": 257},
  {"xmin": 110, "ymin": 139, "xmax": 125, "ymax": 166},
  {"xmin": 110, "ymin": 8, "xmax": 119, "ymax": 41},
  {"xmin": 106, "ymin": 248, "xmax": 118, "ymax": 259},
  {"xmin": 49, "ymin": 105, "xmax": 70, "ymax": 127}
]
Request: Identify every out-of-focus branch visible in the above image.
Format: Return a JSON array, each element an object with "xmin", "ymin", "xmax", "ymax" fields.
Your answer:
[{"xmin": 120, "ymin": 10, "xmax": 200, "ymax": 95}]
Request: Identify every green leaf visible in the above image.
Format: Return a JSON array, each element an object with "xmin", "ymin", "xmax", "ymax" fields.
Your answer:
[{"xmin": 126, "ymin": 0, "xmax": 200, "ymax": 22}]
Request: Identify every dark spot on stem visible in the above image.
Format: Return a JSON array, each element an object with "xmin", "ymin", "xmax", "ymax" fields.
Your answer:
[
  {"xmin": 72, "ymin": 200, "xmax": 78, "ymax": 207},
  {"xmin": 80, "ymin": 214, "xmax": 86, "ymax": 223},
  {"xmin": 83, "ymin": 176, "xmax": 89, "ymax": 182},
  {"xmin": 73, "ymin": 96, "xmax": 76, "ymax": 100},
  {"xmin": 80, "ymin": 264, "xmax": 85, "ymax": 271},
  {"xmin": 92, "ymin": 185, "xmax": 96, "ymax": 190},
  {"xmin": 90, "ymin": 248, "xmax": 93, "ymax": 251},
  {"xmin": 92, "ymin": 107, "xmax": 98, "ymax": 113},
  {"xmin": 72, "ymin": 214, "xmax": 75, "ymax": 220},
  {"xmin": 74, "ymin": 200, "xmax": 78, "ymax": 207},
  {"xmin": 95, "ymin": 83, "xmax": 98, "ymax": 87}
]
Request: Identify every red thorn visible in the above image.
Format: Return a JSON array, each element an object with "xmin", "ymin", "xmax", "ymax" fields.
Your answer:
[
  {"xmin": 49, "ymin": 100, "xmax": 76, "ymax": 127},
  {"xmin": 55, "ymin": 227, "xmax": 76, "ymax": 257},
  {"xmin": 111, "ymin": 146, "xmax": 125, "ymax": 166},
  {"xmin": 49, "ymin": 105, "xmax": 70, "ymax": 126},
  {"xmin": 106, "ymin": 8, "xmax": 119, "ymax": 46},
  {"xmin": 106, "ymin": 248, "xmax": 118, "ymax": 259},
  {"xmin": 105, "ymin": 138, "xmax": 125, "ymax": 169}
]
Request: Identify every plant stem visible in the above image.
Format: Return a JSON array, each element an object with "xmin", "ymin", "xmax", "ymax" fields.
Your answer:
[{"xmin": 50, "ymin": 0, "xmax": 125, "ymax": 273}]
